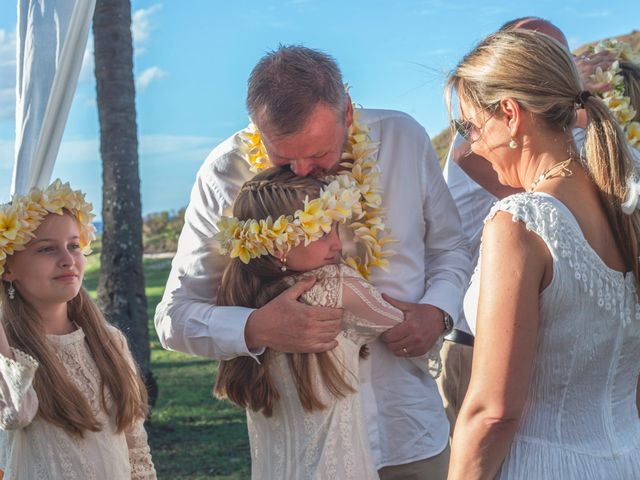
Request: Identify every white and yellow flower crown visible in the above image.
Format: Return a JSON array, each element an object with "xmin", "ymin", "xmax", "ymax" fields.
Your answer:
[
  {"xmin": 227, "ymin": 105, "xmax": 395, "ymax": 278},
  {"xmin": 215, "ymin": 176, "xmax": 363, "ymax": 265},
  {"xmin": 590, "ymin": 39, "xmax": 640, "ymax": 148},
  {"xmin": 0, "ymin": 180, "xmax": 96, "ymax": 277}
]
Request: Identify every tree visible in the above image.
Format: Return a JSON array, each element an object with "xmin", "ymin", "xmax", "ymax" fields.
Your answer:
[{"xmin": 93, "ymin": 0, "xmax": 156, "ymax": 404}]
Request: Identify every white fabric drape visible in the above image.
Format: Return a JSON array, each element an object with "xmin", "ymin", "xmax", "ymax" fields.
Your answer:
[{"xmin": 12, "ymin": 0, "xmax": 96, "ymax": 195}]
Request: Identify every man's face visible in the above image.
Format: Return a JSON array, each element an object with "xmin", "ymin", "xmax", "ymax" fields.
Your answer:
[{"xmin": 259, "ymin": 102, "xmax": 353, "ymax": 177}]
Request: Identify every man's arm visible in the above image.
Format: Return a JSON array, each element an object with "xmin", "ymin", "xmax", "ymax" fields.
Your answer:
[{"xmin": 154, "ymin": 146, "xmax": 341, "ymax": 360}]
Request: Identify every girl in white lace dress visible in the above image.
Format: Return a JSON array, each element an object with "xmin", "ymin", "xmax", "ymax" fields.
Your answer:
[
  {"xmin": 445, "ymin": 30, "xmax": 640, "ymax": 479},
  {"xmin": 0, "ymin": 181, "xmax": 156, "ymax": 479},
  {"xmin": 213, "ymin": 168, "xmax": 441, "ymax": 480}
]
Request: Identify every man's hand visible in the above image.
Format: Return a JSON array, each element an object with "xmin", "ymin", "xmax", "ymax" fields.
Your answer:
[
  {"xmin": 381, "ymin": 295, "xmax": 445, "ymax": 357},
  {"xmin": 245, "ymin": 277, "xmax": 343, "ymax": 353}
]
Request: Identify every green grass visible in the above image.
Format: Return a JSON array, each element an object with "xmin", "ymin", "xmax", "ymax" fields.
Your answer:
[{"xmin": 84, "ymin": 254, "xmax": 251, "ymax": 479}]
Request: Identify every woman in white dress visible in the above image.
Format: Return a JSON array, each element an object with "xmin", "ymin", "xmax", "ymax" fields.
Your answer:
[
  {"xmin": 445, "ymin": 30, "xmax": 640, "ymax": 479},
  {"xmin": 213, "ymin": 167, "xmax": 440, "ymax": 480}
]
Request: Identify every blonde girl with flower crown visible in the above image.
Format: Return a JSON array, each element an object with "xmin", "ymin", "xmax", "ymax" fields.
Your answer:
[
  {"xmin": 213, "ymin": 167, "xmax": 441, "ymax": 480},
  {"xmin": 0, "ymin": 181, "xmax": 156, "ymax": 479}
]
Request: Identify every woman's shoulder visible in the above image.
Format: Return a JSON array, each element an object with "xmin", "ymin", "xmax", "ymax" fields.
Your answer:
[{"xmin": 487, "ymin": 192, "xmax": 567, "ymax": 237}]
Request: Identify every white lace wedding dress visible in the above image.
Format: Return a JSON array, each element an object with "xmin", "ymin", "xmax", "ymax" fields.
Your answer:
[
  {"xmin": 464, "ymin": 193, "xmax": 640, "ymax": 479},
  {"xmin": 0, "ymin": 326, "xmax": 156, "ymax": 479},
  {"xmin": 246, "ymin": 264, "xmax": 441, "ymax": 480}
]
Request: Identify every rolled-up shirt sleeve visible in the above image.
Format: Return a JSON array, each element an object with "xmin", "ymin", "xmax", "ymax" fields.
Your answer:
[{"xmin": 154, "ymin": 139, "xmax": 264, "ymax": 361}]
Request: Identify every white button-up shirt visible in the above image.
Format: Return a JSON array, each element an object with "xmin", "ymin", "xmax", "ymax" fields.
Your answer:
[
  {"xmin": 155, "ymin": 109, "xmax": 472, "ymax": 468},
  {"xmin": 443, "ymin": 134, "xmax": 498, "ymax": 334}
]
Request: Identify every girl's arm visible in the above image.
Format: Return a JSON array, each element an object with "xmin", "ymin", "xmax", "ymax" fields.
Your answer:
[
  {"xmin": 125, "ymin": 419, "xmax": 157, "ymax": 480},
  {"xmin": 110, "ymin": 328, "xmax": 157, "ymax": 479},
  {"xmin": 0, "ymin": 324, "xmax": 39, "ymax": 430},
  {"xmin": 448, "ymin": 211, "xmax": 550, "ymax": 480},
  {"xmin": 339, "ymin": 271, "xmax": 442, "ymax": 375}
]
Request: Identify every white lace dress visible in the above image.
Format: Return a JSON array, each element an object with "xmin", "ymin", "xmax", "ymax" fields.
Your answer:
[
  {"xmin": 464, "ymin": 193, "xmax": 640, "ymax": 479},
  {"xmin": 0, "ymin": 326, "xmax": 156, "ymax": 479},
  {"xmin": 246, "ymin": 264, "xmax": 441, "ymax": 480}
]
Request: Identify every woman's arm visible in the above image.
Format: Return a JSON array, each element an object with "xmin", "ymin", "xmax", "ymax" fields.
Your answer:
[{"xmin": 448, "ymin": 211, "xmax": 552, "ymax": 480}]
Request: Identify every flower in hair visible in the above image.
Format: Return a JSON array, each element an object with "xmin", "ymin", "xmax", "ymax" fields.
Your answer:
[
  {"xmin": 591, "ymin": 40, "xmax": 640, "ymax": 148},
  {"xmin": 0, "ymin": 180, "xmax": 96, "ymax": 277},
  {"xmin": 622, "ymin": 175, "xmax": 640, "ymax": 215},
  {"xmin": 216, "ymin": 178, "xmax": 364, "ymax": 265}
]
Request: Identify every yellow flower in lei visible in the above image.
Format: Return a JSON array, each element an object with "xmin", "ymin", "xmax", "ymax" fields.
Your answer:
[
  {"xmin": 0, "ymin": 180, "xmax": 96, "ymax": 276},
  {"xmin": 235, "ymin": 106, "xmax": 394, "ymax": 278},
  {"xmin": 216, "ymin": 177, "xmax": 363, "ymax": 263},
  {"xmin": 591, "ymin": 39, "xmax": 640, "ymax": 148}
]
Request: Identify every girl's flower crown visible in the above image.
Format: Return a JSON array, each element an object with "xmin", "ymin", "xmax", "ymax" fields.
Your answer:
[
  {"xmin": 215, "ymin": 176, "xmax": 363, "ymax": 264},
  {"xmin": 590, "ymin": 39, "xmax": 640, "ymax": 148},
  {"xmin": 0, "ymin": 180, "xmax": 96, "ymax": 276}
]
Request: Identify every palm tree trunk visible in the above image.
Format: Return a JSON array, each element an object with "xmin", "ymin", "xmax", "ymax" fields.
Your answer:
[{"xmin": 93, "ymin": 0, "xmax": 156, "ymax": 405}]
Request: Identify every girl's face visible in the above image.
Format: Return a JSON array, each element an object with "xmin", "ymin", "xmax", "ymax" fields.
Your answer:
[
  {"xmin": 3, "ymin": 213, "xmax": 85, "ymax": 308},
  {"xmin": 284, "ymin": 222, "xmax": 342, "ymax": 272}
]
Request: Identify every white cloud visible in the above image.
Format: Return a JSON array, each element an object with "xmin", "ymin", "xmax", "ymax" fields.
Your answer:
[
  {"xmin": 136, "ymin": 66, "xmax": 166, "ymax": 91},
  {"xmin": 0, "ymin": 29, "xmax": 17, "ymax": 124},
  {"xmin": 131, "ymin": 4, "xmax": 162, "ymax": 55}
]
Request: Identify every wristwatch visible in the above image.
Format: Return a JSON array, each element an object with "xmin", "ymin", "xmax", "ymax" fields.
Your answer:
[{"xmin": 442, "ymin": 311, "xmax": 454, "ymax": 333}]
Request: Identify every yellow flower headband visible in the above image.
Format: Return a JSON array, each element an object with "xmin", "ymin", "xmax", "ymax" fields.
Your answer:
[
  {"xmin": 235, "ymin": 106, "xmax": 395, "ymax": 278},
  {"xmin": 0, "ymin": 180, "xmax": 96, "ymax": 277},
  {"xmin": 590, "ymin": 39, "xmax": 640, "ymax": 148},
  {"xmin": 215, "ymin": 176, "xmax": 363, "ymax": 264}
]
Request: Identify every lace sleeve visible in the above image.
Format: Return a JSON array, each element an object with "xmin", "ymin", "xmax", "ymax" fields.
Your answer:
[
  {"xmin": 108, "ymin": 327, "xmax": 157, "ymax": 479},
  {"xmin": 340, "ymin": 274, "xmax": 404, "ymax": 346},
  {"xmin": 125, "ymin": 418, "xmax": 157, "ymax": 479},
  {"xmin": 0, "ymin": 348, "xmax": 39, "ymax": 430},
  {"xmin": 342, "ymin": 272, "xmax": 443, "ymax": 378}
]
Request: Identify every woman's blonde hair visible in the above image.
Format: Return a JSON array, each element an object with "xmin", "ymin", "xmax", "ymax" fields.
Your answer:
[
  {"xmin": 446, "ymin": 29, "xmax": 640, "ymax": 287},
  {"xmin": 0, "ymin": 214, "xmax": 148, "ymax": 436},
  {"xmin": 214, "ymin": 167, "xmax": 355, "ymax": 416}
]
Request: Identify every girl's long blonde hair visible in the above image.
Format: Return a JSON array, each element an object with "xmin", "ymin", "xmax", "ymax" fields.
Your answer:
[
  {"xmin": 214, "ymin": 167, "xmax": 355, "ymax": 417},
  {"xmin": 0, "ymin": 221, "xmax": 148, "ymax": 436},
  {"xmin": 446, "ymin": 29, "xmax": 640, "ymax": 287}
]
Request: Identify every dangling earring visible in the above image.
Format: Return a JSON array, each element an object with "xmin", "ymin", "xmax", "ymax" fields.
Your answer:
[
  {"xmin": 280, "ymin": 257, "xmax": 287, "ymax": 272},
  {"xmin": 7, "ymin": 281, "xmax": 15, "ymax": 300},
  {"xmin": 509, "ymin": 138, "xmax": 519, "ymax": 149}
]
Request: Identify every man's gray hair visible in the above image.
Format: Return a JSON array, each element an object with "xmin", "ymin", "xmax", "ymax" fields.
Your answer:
[{"xmin": 246, "ymin": 45, "xmax": 347, "ymax": 137}]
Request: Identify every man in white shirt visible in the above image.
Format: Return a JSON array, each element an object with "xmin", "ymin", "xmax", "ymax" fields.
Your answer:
[{"xmin": 155, "ymin": 45, "xmax": 471, "ymax": 479}]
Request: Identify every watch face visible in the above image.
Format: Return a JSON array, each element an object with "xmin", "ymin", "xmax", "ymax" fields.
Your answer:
[{"xmin": 443, "ymin": 313, "xmax": 453, "ymax": 331}]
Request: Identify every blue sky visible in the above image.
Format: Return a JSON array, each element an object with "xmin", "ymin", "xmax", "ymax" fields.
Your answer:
[{"xmin": 0, "ymin": 0, "xmax": 638, "ymax": 219}]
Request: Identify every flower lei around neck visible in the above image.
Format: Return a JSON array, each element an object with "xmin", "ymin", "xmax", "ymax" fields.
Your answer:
[
  {"xmin": 589, "ymin": 39, "xmax": 640, "ymax": 148},
  {"xmin": 0, "ymin": 180, "xmax": 96, "ymax": 276},
  {"xmin": 215, "ymin": 107, "xmax": 394, "ymax": 279}
]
